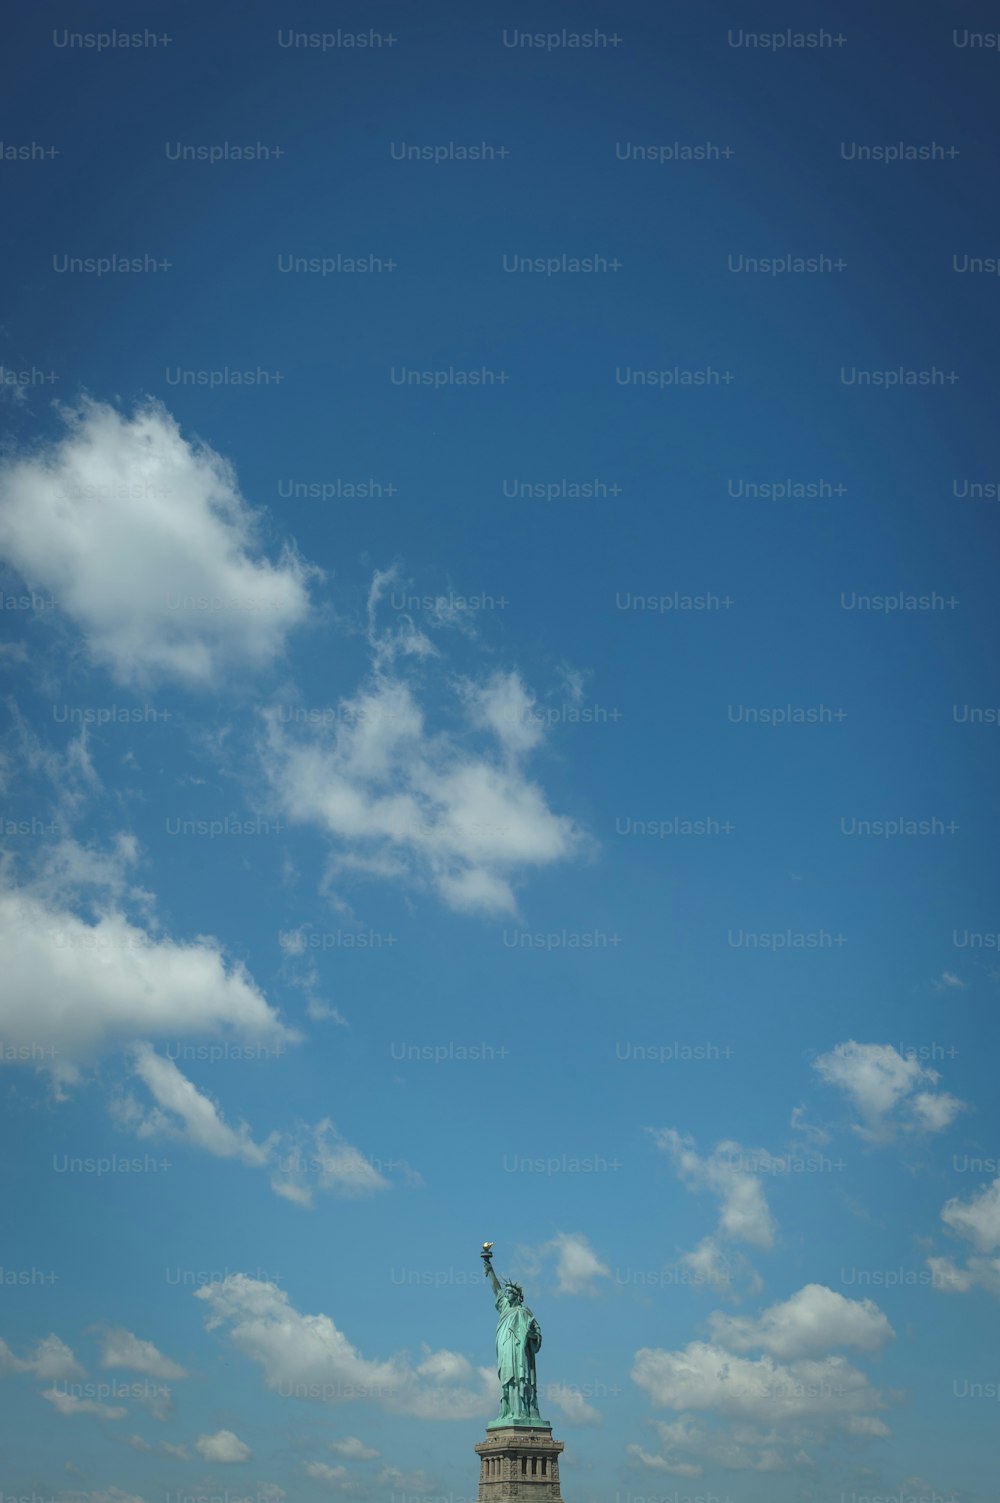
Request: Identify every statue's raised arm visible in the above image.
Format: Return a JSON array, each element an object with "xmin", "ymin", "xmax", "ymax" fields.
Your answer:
[{"xmin": 481, "ymin": 1243, "xmax": 502, "ymax": 1298}]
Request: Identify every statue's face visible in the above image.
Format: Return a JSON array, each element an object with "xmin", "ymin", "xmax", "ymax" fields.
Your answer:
[{"xmin": 506, "ymin": 1288, "xmax": 522, "ymax": 1305}]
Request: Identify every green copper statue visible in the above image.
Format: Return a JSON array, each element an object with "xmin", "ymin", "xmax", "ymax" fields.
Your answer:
[{"xmin": 481, "ymin": 1242, "xmax": 545, "ymax": 1426}]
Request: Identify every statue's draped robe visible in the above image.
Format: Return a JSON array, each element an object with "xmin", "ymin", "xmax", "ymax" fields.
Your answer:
[{"xmin": 494, "ymin": 1292, "xmax": 542, "ymax": 1420}]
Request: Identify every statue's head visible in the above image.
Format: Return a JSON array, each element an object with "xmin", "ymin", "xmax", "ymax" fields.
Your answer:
[{"xmin": 504, "ymin": 1281, "xmax": 524, "ymax": 1305}]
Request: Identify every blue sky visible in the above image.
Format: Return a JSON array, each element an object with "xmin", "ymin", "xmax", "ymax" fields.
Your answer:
[{"xmin": 2, "ymin": 3, "xmax": 1000, "ymax": 1502}]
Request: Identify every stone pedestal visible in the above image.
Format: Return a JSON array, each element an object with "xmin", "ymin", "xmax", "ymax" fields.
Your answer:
[{"xmin": 474, "ymin": 1425, "xmax": 565, "ymax": 1503}]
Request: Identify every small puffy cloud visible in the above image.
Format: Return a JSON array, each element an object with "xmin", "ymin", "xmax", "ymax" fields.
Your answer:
[
  {"xmin": 789, "ymin": 1104, "xmax": 832, "ymax": 1147},
  {"xmin": 928, "ymin": 1255, "xmax": 1000, "ymax": 1299},
  {"xmin": 630, "ymin": 1341, "xmax": 891, "ymax": 1472},
  {"xmin": 271, "ymin": 1118, "xmax": 390, "ymax": 1206},
  {"xmin": 1, "ymin": 836, "xmax": 376, "ymax": 1206},
  {"xmin": 377, "ymin": 1467, "xmax": 436, "ymax": 1492},
  {"xmin": 277, "ymin": 927, "xmax": 308, "ymax": 956},
  {"xmin": 122, "ymin": 1434, "xmax": 187, "ymax": 1459},
  {"xmin": 625, "ymin": 1444, "xmax": 701, "ymax": 1479},
  {"xmin": 328, "ymin": 1437, "xmax": 379, "ymax": 1461},
  {"xmin": 630, "ymin": 1282, "xmax": 897, "ymax": 1473},
  {"xmin": 934, "ymin": 972, "xmax": 965, "ymax": 990},
  {"xmin": 708, "ymin": 1284, "xmax": 894, "ymax": 1359},
  {"xmin": 636, "ymin": 1426, "xmax": 793, "ymax": 1475},
  {"xmin": 0, "ymin": 1334, "xmax": 86, "ymax": 1380},
  {"xmin": 118, "ymin": 1045, "xmax": 274, "ymax": 1168},
  {"xmin": 463, "ymin": 671, "xmax": 545, "ymax": 756},
  {"xmin": 42, "ymin": 1388, "xmax": 127, "ymax": 1420},
  {"xmin": 96, "ymin": 1326, "xmax": 188, "ymax": 1380},
  {"xmin": 262, "ymin": 643, "xmax": 585, "ymax": 920},
  {"xmin": 366, "ymin": 568, "xmax": 439, "ymax": 667},
  {"xmin": 117, "ymin": 1060, "xmax": 386, "ymax": 1207},
  {"xmin": 941, "ymin": 1177, "xmax": 1000, "ymax": 1251},
  {"xmin": 812, "ymin": 1041, "xmax": 963, "ymax": 1141},
  {"xmin": 305, "ymin": 1462, "xmax": 351, "ymax": 1489},
  {"xmin": 0, "ymin": 397, "xmax": 314, "ymax": 689},
  {"xmin": 195, "ymin": 1429, "xmax": 252, "ymax": 1463},
  {"xmin": 195, "ymin": 1275, "xmax": 494, "ymax": 1420},
  {"xmin": 929, "ymin": 1176, "xmax": 1000, "ymax": 1299},
  {"xmin": 625, "ymin": 1418, "xmax": 724, "ymax": 1478},
  {"xmin": 910, "ymin": 1091, "xmax": 964, "ymax": 1134},
  {"xmin": 545, "ymin": 1383, "xmax": 602, "ymax": 1426},
  {"xmin": 632, "ymin": 1343, "xmax": 887, "ymax": 1424},
  {"xmin": 537, "ymin": 1232, "xmax": 610, "ymax": 1296},
  {"xmin": 0, "ymin": 847, "xmax": 296, "ymax": 1084},
  {"xmin": 675, "ymin": 1236, "xmax": 753, "ymax": 1296},
  {"xmin": 135, "ymin": 1384, "xmax": 175, "ymax": 1423},
  {"xmin": 30, "ymin": 1335, "xmax": 88, "ymax": 1380},
  {"xmin": 650, "ymin": 1130, "xmax": 777, "ymax": 1248}
]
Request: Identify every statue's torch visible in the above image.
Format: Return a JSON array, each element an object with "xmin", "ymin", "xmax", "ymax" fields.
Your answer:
[{"xmin": 481, "ymin": 1241, "xmax": 502, "ymax": 1292}]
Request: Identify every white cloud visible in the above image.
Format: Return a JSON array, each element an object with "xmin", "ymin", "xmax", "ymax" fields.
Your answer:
[
  {"xmin": 0, "ymin": 1334, "xmax": 86, "ymax": 1380},
  {"xmin": 118, "ymin": 1045, "xmax": 274, "ymax": 1168},
  {"xmin": 675, "ymin": 1236, "xmax": 754, "ymax": 1296},
  {"xmin": 631, "ymin": 1341, "xmax": 891, "ymax": 1470},
  {"xmin": 366, "ymin": 567, "xmax": 439, "ymax": 668},
  {"xmin": 630, "ymin": 1281, "xmax": 897, "ymax": 1474},
  {"xmin": 3, "ymin": 707, "xmax": 101, "ymax": 824},
  {"xmin": 305, "ymin": 1462, "xmax": 352, "ymax": 1489},
  {"xmin": 625, "ymin": 1444, "xmax": 702, "ymax": 1479},
  {"xmin": 195, "ymin": 1274, "xmax": 494, "ymax": 1420},
  {"xmin": 135, "ymin": 1384, "xmax": 175, "ymax": 1423},
  {"xmin": 789, "ymin": 1104, "xmax": 831, "ymax": 1147},
  {"xmin": 262, "ymin": 652, "xmax": 585, "ymax": 918},
  {"xmin": 627, "ymin": 1417, "xmax": 744, "ymax": 1478},
  {"xmin": 648, "ymin": 1130, "xmax": 778, "ymax": 1294},
  {"xmin": 269, "ymin": 1117, "xmax": 391, "ymax": 1205},
  {"xmin": 0, "ymin": 398, "xmax": 315, "ymax": 689},
  {"xmin": 0, "ymin": 846, "xmax": 296, "ymax": 1085},
  {"xmin": 708, "ymin": 1284, "xmax": 894, "ymax": 1359},
  {"xmin": 121, "ymin": 1434, "xmax": 192, "ymax": 1460},
  {"xmin": 462, "ymin": 671, "xmax": 545, "ymax": 757},
  {"xmin": 328, "ymin": 1437, "xmax": 379, "ymax": 1461},
  {"xmin": 928, "ymin": 1176, "xmax": 1000, "ymax": 1298},
  {"xmin": 941, "ymin": 1176, "xmax": 1000, "ymax": 1251},
  {"xmin": 545, "ymin": 1383, "xmax": 602, "ymax": 1426},
  {"xmin": 117, "ymin": 1056, "xmax": 387, "ymax": 1206},
  {"xmin": 928, "ymin": 1255, "xmax": 1000, "ymax": 1298},
  {"xmin": 195, "ymin": 1429, "xmax": 252, "ymax": 1463},
  {"xmin": 376, "ymin": 1467, "xmax": 436, "ymax": 1492},
  {"xmin": 910, "ymin": 1091, "xmax": 963, "ymax": 1134},
  {"xmin": 632, "ymin": 1343, "xmax": 887, "ymax": 1425},
  {"xmin": 0, "ymin": 837, "xmax": 384, "ymax": 1205},
  {"xmin": 812, "ymin": 1041, "xmax": 963, "ymax": 1141},
  {"xmin": 96, "ymin": 1326, "xmax": 188, "ymax": 1380},
  {"xmin": 277, "ymin": 927, "xmax": 308, "ymax": 956},
  {"xmin": 537, "ymin": 1232, "xmax": 610, "ymax": 1296},
  {"xmin": 60, "ymin": 1491, "xmax": 149, "ymax": 1503},
  {"xmin": 934, "ymin": 972, "xmax": 965, "ymax": 990},
  {"xmin": 42, "ymin": 1388, "xmax": 127, "ymax": 1420},
  {"xmin": 653, "ymin": 1422, "xmax": 796, "ymax": 1474}
]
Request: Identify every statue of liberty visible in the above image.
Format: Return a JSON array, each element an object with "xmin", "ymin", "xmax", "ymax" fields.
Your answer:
[{"xmin": 480, "ymin": 1243, "xmax": 544, "ymax": 1425}]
